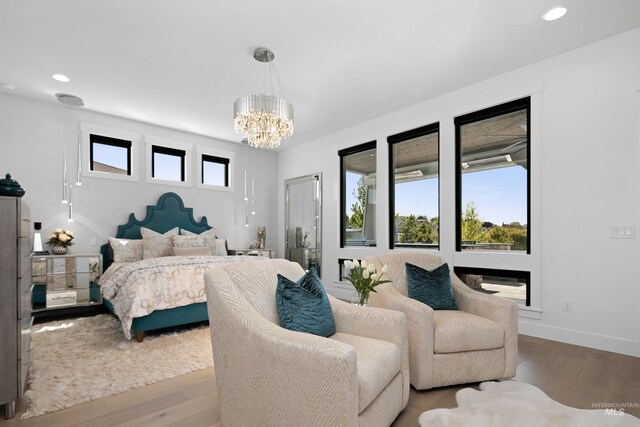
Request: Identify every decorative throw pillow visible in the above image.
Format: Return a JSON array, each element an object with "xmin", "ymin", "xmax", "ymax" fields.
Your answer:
[
  {"xmin": 181, "ymin": 228, "xmax": 227, "ymax": 255},
  {"xmin": 406, "ymin": 262, "xmax": 458, "ymax": 310},
  {"xmin": 172, "ymin": 246, "xmax": 212, "ymax": 256},
  {"xmin": 275, "ymin": 268, "xmax": 336, "ymax": 337},
  {"xmin": 171, "ymin": 235, "xmax": 206, "ymax": 248},
  {"xmin": 141, "ymin": 227, "xmax": 179, "ymax": 259},
  {"xmin": 212, "ymin": 238, "xmax": 228, "ymax": 256},
  {"xmin": 109, "ymin": 237, "xmax": 143, "ymax": 262}
]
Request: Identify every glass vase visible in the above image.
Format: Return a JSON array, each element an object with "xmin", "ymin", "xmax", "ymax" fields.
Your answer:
[{"xmin": 353, "ymin": 293, "xmax": 370, "ymax": 307}]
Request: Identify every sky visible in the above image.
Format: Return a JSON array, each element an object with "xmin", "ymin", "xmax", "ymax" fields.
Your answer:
[
  {"xmin": 347, "ymin": 165, "xmax": 527, "ymax": 225},
  {"xmin": 94, "ymin": 142, "xmax": 225, "ymax": 186},
  {"xmin": 99, "ymin": 141, "xmax": 527, "ymax": 225}
]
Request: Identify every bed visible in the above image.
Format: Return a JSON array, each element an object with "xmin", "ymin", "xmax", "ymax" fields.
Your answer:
[{"xmin": 99, "ymin": 192, "xmax": 258, "ymax": 342}]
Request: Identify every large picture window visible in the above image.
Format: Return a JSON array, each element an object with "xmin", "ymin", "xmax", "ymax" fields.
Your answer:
[
  {"xmin": 339, "ymin": 141, "xmax": 377, "ymax": 247},
  {"xmin": 454, "ymin": 266, "xmax": 529, "ymax": 306},
  {"xmin": 455, "ymin": 97, "xmax": 530, "ymax": 253},
  {"xmin": 388, "ymin": 123, "xmax": 439, "ymax": 249}
]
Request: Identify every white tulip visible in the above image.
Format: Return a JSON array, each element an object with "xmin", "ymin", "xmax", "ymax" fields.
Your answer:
[
  {"xmin": 381, "ymin": 265, "xmax": 389, "ymax": 274},
  {"xmin": 370, "ymin": 273, "xmax": 379, "ymax": 282},
  {"xmin": 361, "ymin": 259, "xmax": 368, "ymax": 269},
  {"xmin": 64, "ymin": 230, "xmax": 74, "ymax": 236},
  {"xmin": 344, "ymin": 260, "xmax": 354, "ymax": 270},
  {"xmin": 48, "ymin": 234, "xmax": 56, "ymax": 240},
  {"xmin": 59, "ymin": 234, "xmax": 69, "ymax": 242},
  {"xmin": 362, "ymin": 269, "xmax": 370, "ymax": 279},
  {"xmin": 352, "ymin": 259, "xmax": 360, "ymax": 268},
  {"xmin": 367, "ymin": 263, "xmax": 375, "ymax": 273},
  {"xmin": 54, "ymin": 228, "xmax": 63, "ymax": 233}
]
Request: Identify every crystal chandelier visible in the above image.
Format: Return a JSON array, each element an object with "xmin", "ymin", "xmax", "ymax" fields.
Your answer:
[{"xmin": 234, "ymin": 47, "xmax": 294, "ymax": 149}]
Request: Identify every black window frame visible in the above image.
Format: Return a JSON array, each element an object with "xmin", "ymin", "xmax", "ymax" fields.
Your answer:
[
  {"xmin": 338, "ymin": 140, "xmax": 377, "ymax": 248},
  {"xmin": 151, "ymin": 145, "xmax": 186, "ymax": 182},
  {"xmin": 89, "ymin": 134, "xmax": 132, "ymax": 175},
  {"xmin": 387, "ymin": 122, "xmax": 440, "ymax": 250},
  {"xmin": 201, "ymin": 154, "xmax": 230, "ymax": 187},
  {"xmin": 453, "ymin": 266, "xmax": 530, "ymax": 306},
  {"xmin": 454, "ymin": 97, "xmax": 531, "ymax": 254}
]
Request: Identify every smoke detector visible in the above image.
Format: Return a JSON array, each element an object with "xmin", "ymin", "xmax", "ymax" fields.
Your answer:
[{"xmin": 55, "ymin": 93, "xmax": 84, "ymax": 107}]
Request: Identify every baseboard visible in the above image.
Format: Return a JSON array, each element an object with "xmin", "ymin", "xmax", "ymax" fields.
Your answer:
[{"xmin": 519, "ymin": 321, "xmax": 640, "ymax": 357}]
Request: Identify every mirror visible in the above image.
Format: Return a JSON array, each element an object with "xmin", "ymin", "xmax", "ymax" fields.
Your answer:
[{"xmin": 285, "ymin": 173, "xmax": 322, "ymax": 275}]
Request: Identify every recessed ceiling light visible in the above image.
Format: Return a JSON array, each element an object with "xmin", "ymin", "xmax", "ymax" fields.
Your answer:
[
  {"xmin": 52, "ymin": 74, "xmax": 70, "ymax": 82},
  {"xmin": 542, "ymin": 7, "xmax": 567, "ymax": 21}
]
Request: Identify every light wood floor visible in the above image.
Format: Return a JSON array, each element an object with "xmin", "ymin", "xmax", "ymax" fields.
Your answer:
[{"xmin": 2, "ymin": 334, "xmax": 639, "ymax": 426}]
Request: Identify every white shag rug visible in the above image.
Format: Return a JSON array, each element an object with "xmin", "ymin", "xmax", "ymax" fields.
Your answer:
[
  {"xmin": 23, "ymin": 314, "xmax": 213, "ymax": 419},
  {"xmin": 419, "ymin": 380, "xmax": 640, "ymax": 427}
]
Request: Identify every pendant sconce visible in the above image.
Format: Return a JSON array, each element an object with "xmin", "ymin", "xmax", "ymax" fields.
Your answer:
[
  {"xmin": 244, "ymin": 168, "xmax": 256, "ymax": 227},
  {"xmin": 61, "ymin": 125, "xmax": 82, "ymax": 222}
]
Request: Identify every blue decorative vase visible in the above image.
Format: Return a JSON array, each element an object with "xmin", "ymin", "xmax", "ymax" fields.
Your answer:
[{"xmin": 0, "ymin": 174, "xmax": 25, "ymax": 197}]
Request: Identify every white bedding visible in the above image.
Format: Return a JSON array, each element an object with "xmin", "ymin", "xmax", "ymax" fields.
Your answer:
[{"xmin": 99, "ymin": 255, "xmax": 263, "ymax": 339}]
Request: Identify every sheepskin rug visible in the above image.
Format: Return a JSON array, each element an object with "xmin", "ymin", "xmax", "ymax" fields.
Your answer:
[
  {"xmin": 23, "ymin": 314, "xmax": 213, "ymax": 419},
  {"xmin": 419, "ymin": 380, "xmax": 640, "ymax": 427}
]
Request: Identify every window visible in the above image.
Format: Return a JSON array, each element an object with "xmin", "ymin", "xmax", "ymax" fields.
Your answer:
[
  {"xmin": 202, "ymin": 155, "xmax": 229, "ymax": 187},
  {"xmin": 151, "ymin": 145, "xmax": 185, "ymax": 182},
  {"xmin": 454, "ymin": 267, "xmax": 529, "ymax": 306},
  {"xmin": 455, "ymin": 97, "xmax": 530, "ymax": 253},
  {"xmin": 388, "ymin": 123, "xmax": 439, "ymax": 249},
  {"xmin": 90, "ymin": 134, "xmax": 132, "ymax": 175},
  {"xmin": 339, "ymin": 141, "xmax": 377, "ymax": 247},
  {"xmin": 82, "ymin": 123, "xmax": 140, "ymax": 182},
  {"xmin": 196, "ymin": 146, "xmax": 235, "ymax": 191},
  {"xmin": 145, "ymin": 136, "xmax": 192, "ymax": 187}
]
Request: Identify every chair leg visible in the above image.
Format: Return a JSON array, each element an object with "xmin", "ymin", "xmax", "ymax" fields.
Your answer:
[{"xmin": 135, "ymin": 332, "xmax": 144, "ymax": 342}]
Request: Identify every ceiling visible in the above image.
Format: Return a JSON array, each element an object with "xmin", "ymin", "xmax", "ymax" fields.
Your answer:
[{"xmin": 1, "ymin": 1, "xmax": 639, "ymax": 150}]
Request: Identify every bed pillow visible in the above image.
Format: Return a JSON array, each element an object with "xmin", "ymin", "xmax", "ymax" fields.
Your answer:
[
  {"xmin": 171, "ymin": 235, "xmax": 206, "ymax": 248},
  {"xmin": 275, "ymin": 268, "xmax": 336, "ymax": 337},
  {"xmin": 181, "ymin": 229, "xmax": 227, "ymax": 255},
  {"xmin": 109, "ymin": 237, "xmax": 143, "ymax": 262},
  {"xmin": 172, "ymin": 246, "xmax": 212, "ymax": 256},
  {"xmin": 212, "ymin": 238, "xmax": 228, "ymax": 256},
  {"xmin": 406, "ymin": 262, "xmax": 458, "ymax": 310},
  {"xmin": 141, "ymin": 227, "xmax": 179, "ymax": 259}
]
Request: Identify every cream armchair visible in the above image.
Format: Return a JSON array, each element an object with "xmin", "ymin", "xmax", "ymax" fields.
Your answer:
[
  {"xmin": 204, "ymin": 259, "xmax": 409, "ymax": 427},
  {"xmin": 365, "ymin": 253, "xmax": 518, "ymax": 390}
]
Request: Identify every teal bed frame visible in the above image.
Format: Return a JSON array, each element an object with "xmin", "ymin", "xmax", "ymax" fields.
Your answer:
[{"xmin": 100, "ymin": 192, "xmax": 212, "ymax": 342}]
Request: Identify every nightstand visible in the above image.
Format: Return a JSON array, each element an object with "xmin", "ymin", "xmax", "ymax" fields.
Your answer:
[
  {"xmin": 31, "ymin": 253, "xmax": 102, "ymax": 317},
  {"xmin": 228, "ymin": 248, "xmax": 276, "ymax": 258}
]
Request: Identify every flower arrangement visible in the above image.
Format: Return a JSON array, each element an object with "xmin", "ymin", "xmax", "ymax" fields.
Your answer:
[
  {"xmin": 47, "ymin": 229, "xmax": 74, "ymax": 248},
  {"xmin": 342, "ymin": 259, "xmax": 390, "ymax": 305}
]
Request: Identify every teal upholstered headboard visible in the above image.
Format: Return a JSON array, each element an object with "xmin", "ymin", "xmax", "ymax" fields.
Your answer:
[{"xmin": 100, "ymin": 192, "xmax": 211, "ymax": 271}]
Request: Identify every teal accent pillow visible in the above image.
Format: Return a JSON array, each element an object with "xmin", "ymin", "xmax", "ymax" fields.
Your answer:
[
  {"xmin": 406, "ymin": 262, "xmax": 458, "ymax": 310},
  {"xmin": 276, "ymin": 268, "xmax": 336, "ymax": 337}
]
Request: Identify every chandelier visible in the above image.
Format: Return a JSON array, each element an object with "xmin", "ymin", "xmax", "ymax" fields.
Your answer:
[{"xmin": 234, "ymin": 47, "xmax": 294, "ymax": 149}]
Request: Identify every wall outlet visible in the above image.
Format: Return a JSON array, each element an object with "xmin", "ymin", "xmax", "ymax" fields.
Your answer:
[
  {"xmin": 610, "ymin": 226, "xmax": 635, "ymax": 239},
  {"xmin": 563, "ymin": 301, "xmax": 572, "ymax": 313}
]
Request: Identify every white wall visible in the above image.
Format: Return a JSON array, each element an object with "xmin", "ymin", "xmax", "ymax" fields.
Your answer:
[
  {"xmin": 0, "ymin": 94, "xmax": 278, "ymax": 253},
  {"xmin": 278, "ymin": 28, "xmax": 640, "ymax": 357}
]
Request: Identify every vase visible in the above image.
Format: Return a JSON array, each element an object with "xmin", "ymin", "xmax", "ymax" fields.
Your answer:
[
  {"xmin": 51, "ymin": 245, "xmax": 68, "ymax": 255},
  {"xmin": 353, "ymin": 294, "xmax": 370, "ymax": 307}
]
